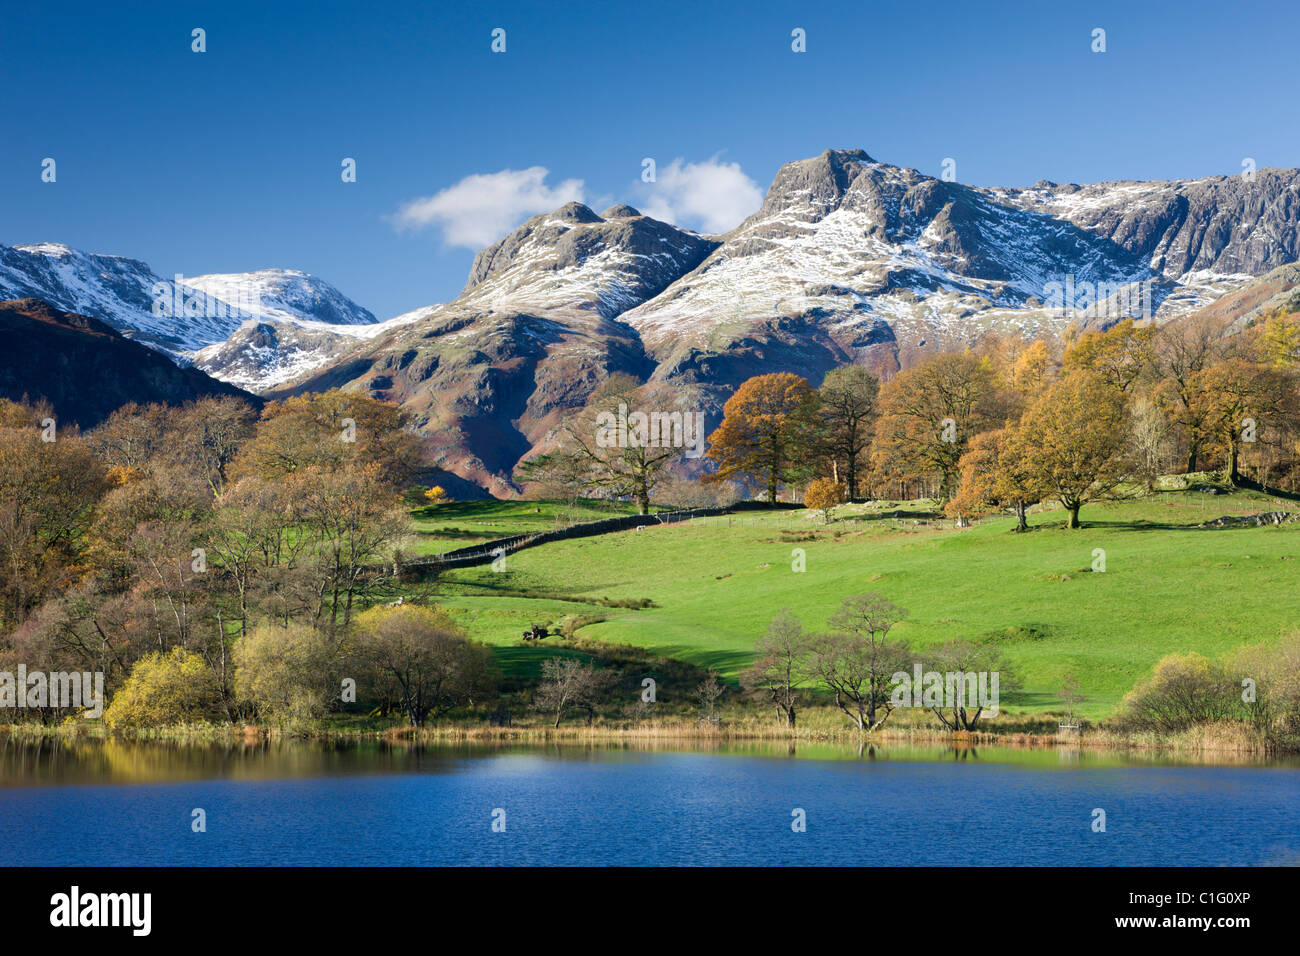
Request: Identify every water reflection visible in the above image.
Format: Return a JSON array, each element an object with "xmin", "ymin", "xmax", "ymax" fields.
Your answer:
[{"xmin": 1, "ymin": 732, "xmax": 1294, "ymax": 788}]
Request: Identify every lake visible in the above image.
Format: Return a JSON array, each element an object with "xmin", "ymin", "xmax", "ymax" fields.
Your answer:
[{"xmin": 2, "ymin": 737, "xmax": 1298, "ymax": 866}]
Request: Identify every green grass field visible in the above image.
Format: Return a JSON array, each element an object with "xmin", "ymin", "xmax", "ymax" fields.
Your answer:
[
  {"xmin": 415, "ymin": 489, "xmax": 1300, "ymax": 719},
  {"xmin": 407, "ymin": 497, "xmax": 669, "ymax": 555}
]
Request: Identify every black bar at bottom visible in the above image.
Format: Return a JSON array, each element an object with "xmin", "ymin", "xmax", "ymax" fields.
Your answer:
[{"xmin": 0, "ymin": 866, "xmax": 1284, "ymax": 941}]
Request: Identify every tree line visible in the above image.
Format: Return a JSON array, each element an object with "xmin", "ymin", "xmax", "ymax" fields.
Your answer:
[
  {"xmin": 0, "ymin": 390, "xmax": 449, "ymax": 726},
  {"xmin": 516, "ymin": 309, "xmax": 1300, "ymax": 526}
]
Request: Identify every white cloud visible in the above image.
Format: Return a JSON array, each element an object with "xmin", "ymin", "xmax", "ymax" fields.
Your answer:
[
  {"xmin": 638, "ymin": 157, "xmax": 763, "ymax": 234},
  {"xmin": 391, "ymin": 167, "xmax": 585, "ymax": 248}
]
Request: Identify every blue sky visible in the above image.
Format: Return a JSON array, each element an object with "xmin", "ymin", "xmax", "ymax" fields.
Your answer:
[{"xmin": 3, "ymin": 0, "xmax": 1297, "ymax": 319}]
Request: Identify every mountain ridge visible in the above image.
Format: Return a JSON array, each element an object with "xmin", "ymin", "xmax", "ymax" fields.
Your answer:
[{"xmin": 12, "ymin": 148, "xmax": 1300, "ymax": 496}]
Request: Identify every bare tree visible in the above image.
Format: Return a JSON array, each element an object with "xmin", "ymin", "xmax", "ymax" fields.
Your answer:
[
  {"xmin": 354, "ymin": 605, "xmax": 499, "ymax": 727},
  {"xmin": 740, "ymin": 609, "xmax": 812, "ymax": 728},
  {"xmin": 925, "ymin": 640, "xmax": 1019, "ymax": 732},
  {"xmin": 695, "ymin": 670, "xmax": 726, "ymax": 721},
  {"xmin": 812, "ymin": 594, "xmax": 910, "ymax": 730},
  {"xmin": 1058, "ymin": 672, "xmax": 1083, "ymax": 725},
  {"xmin": 533, "ymin": 657, "xmax": 618, "ymax": 727}
]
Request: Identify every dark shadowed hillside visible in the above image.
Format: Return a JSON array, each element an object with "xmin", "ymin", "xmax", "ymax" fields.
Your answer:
[{"xmin": 0, "ymin": 298, "xmax": 257, "ymax": 428}]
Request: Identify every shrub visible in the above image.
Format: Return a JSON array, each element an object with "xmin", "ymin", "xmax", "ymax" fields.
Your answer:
[
  {"xmin": 1230, "ymin": 632, "xmax": 1300, "ymax": 748},
  {"xmin": 353, "ymin": 604, "xmax": 499, "ymax": 726},
  {"xmin": 804, "ymin": 477, "xmax": 846, "ymax": 522},
  {"xmin": 104, "ymin": 648, "xmax": 220, "ymax": 731},
  {"xmin": 1118, "ymin": 652, "xmax": 1243, "ymax": 733},
  {"xmin": 234, "ymin": 623, "xmax": 338, "ymax": 727}
]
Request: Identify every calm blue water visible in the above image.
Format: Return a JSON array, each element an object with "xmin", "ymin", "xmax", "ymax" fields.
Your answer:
[{"xmin": 2, "ymin": 742, "xmax": 1298, "ymax": 866}]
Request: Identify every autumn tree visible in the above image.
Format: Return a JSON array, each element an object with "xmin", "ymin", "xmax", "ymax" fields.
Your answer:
[
  {"xmin": 871, "ymin": 352, "xmax": 999, "ymax": 502},
  {"xmin": 803, "ymin": 477, "xmax": 845, "ymax": 522},
  {"xmin": 166, "ymin": 396, "xmax": 258, "ymax": 496},
  {"xmin": 1259, "ymin": 307, "xmax": 1300, "ymax": 368},
  {"xmin": 231, "ymin": 390, "xmax": 422, "ymax": 486},
  {"xmin": 1063, "ymin": 318, "xmax": 1156, "ymax": 395},
  {"xmin": 295, "ymin": 463, "xmax": 411, "ymax": 628},
  {"xmin": 1188, "ymin": 358, "xmax": 1293, "ymax": 486},
  {"xmin": 1006, "ymin": 338, "xmax": 1057, "ymax": 398},
  {"xmin": 103, "ymin": 647, "xmax": 220, "ymax": 730},
  {"xmin": 1128, "ymin": 394, "xmax": 1172, "ymax": 492},
  {"xmin": 354, "ymin": 604, "xmax": 499, "ymax": 727},
  {"xmin": 705, "ymin": 373, "xmax": 817, "ymax": 504},
  {"xmin": 1016, "ymin": 372, "xmax": 1131, "ymax": 528},
  {"xmin": 423, "ymin": 485, "xmax": 451, "ymax": 505},
  {"xmin": 0, "ymin": 402, "xmax": 108, "ymax": 627},
  {"xmin": 947, "ymin": 426, "xmax": 1040, "ymax": 531},
  {"xmin": 520, "ymin": 374, "xmax": 692, "ymax": 515},
  {"xmin": 85, "ymin": 402, "xmax": 174, "ymax": 471},
  {"xmin": 234, "ymin": 622, "xmax": 339, "ymax": 726},
  {"xmin": 1152, "ymin": 312, "xmax": 1238, "ymax": 472}
]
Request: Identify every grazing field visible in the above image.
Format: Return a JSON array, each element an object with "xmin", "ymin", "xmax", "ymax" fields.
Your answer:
[
  {"xmin": 422, "ymin": 488, "xmax": 1300, "ymax": 718},
  {"xmin": 407, "ymin": 498, "xmax": 669, "ymax": 555}
]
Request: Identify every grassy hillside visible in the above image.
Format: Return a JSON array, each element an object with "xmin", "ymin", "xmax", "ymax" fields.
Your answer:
[
  {"xmin": 419, "ymin": 489, "xmax": 1300, "ymax": 718},
  {"xmin": 408, "ymin": 497, "xmax": 669, "ymax": 555}
]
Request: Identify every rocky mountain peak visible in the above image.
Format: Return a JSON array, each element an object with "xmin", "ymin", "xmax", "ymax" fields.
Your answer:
[
  {"xmin": 458, "ymin": 201, "xmax": 718, "ymax": 315},
  {"xmin": 601, "ymin": 204, "xmax": 642, "ymax": 219}
]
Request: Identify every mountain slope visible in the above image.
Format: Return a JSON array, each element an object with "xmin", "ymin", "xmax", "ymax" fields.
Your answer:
[
  {"xmin": 994, "ymin": 169, "xmax": 1300, "ymax": 277},
  {"xmin": 283, "ymin": 203, "xmax": 718, "ymax": 495},
  {"xmin": 191, "ymin": 310, "xmax": 428, "ymax": 391},
  {"xmin": 0, "ymin": 243, "xmax": 376, "ymax": 355},
  {"xmin": 0, "ymin": 299, "xmax": 256, "ymax": 428},
  {"xmin": 286, "ymin": 149, "xmax": 1300, "ymax": 496}
]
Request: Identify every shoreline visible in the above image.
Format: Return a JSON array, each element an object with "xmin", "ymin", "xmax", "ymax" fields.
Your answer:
[{"xmin": 2, "ymin": 715, "xmax": 1287, "ymax": 761}]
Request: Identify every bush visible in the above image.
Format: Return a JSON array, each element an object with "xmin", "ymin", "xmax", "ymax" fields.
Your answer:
[
  {"xmin": 804, "ymin": 478, "xmax": 846, "ymax": 521},
  {"xmin": 1230, "ymin": 632, "xmax": 1300, "ymax": 748},
  {"xmin": 234, "ymin": 623, "xmax": 338, "ymax": 727},
  {"xmin": 1118, "ymin": 652, "xmax": 1243, "ymax": 733},
  {"xmin": 353, "ymin": 604, "xmax": 499, "ymax": 726},
  {"xmin": 104, "ymin": 648, "xmax": 220, "ymax": 731}
]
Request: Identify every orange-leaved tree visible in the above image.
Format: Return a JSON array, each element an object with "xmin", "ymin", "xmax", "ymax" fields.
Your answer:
[
  {"xmin": 872, "ymin": 352, "xmax": 999, "ymax": 502},
  {"xmin": 1188, "ymin": 357, "xmax": 1293, "ymax": 486},
  {"xmin": 946, "ymin": 425, "xmax": 1041, "ymax": 531},
  {"xmin": 803, "ymin": 476, "xmax": 845, "ymax": 522},
  {"xmin": 704, "ymin": 373, "xmax": 816, "ymax": 504},
  {"xmin": 1063, "ymin": 318, "xmax": 1156, "ymax": 395},
  {"xmin": 1017, "ymin": 372, "xmax": 1130, "ymax": 528}
]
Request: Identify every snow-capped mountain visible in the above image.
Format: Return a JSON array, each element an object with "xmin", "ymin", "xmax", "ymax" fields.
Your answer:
[
  {"xmin": 191, "ymin": 310, "xmax": 427, "ymax": 392},
  {"xmin": 623, "ymin": 150, "xmax": 1293, "ymax": 388},
  {"xmin": 281, "ymin": 203, "xmax": 717, "ymax": 495},
  {"xmin": 12, "ymin": 149, "xmax": 1300, "ymax": 498},
  {"xmin": 283, "ymin": 149, "xmax": 1300, "ymax": 496},
  {"xmin": 0, "ymin": 243, "xmax": 376, "ymax": 356},
  {"xmin": 456, "ymin": 202, "xmax": 719, "ymax": 317},
  {"xmin": 180, "ymin": 269, "xmax": 377, "ymax": 327}
]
